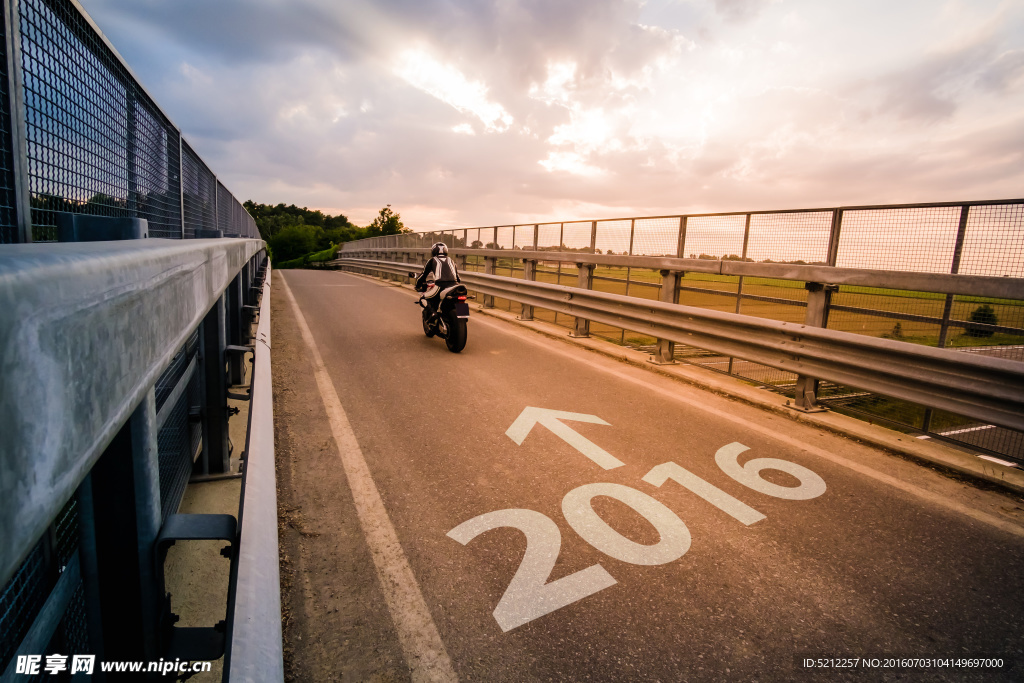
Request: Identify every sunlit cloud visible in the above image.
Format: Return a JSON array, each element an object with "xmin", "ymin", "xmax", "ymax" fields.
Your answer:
[
  {"xmin": 394, "ymin": 49, "xmax": 513, "ymax": 132},
  {"xmin": 538, "ymin": 150, "xmax": 606, "ymax": 176},
  {"xmin": 80, "ymin": 0, "xmax": 1024, "ymax": 228}
]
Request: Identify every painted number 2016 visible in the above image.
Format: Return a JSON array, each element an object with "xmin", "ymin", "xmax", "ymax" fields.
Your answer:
[{"xmin": 447, "ymin": 442, "xmax": 826, "ymax": 631}]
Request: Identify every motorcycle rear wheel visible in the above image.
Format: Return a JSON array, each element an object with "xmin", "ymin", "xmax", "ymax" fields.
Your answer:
[{"xmin": 445, "ymin": 315, "xmax": 467, "ymax": 353}]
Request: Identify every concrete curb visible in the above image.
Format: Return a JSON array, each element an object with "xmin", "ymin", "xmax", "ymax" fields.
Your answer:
[{"xmin": 348, "ymin": 269, "xmax": 1024, "ymax": 498}]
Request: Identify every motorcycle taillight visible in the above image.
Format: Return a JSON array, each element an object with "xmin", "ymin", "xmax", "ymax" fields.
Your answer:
[{"xmin": 458, "ymin": 296, "xmax": 467, "ymax": 301}]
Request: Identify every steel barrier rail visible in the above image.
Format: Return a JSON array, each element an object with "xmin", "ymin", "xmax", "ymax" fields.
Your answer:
[
  {"xmin": 336, "ymin": 257, "xmax": 1024, "ymax": 432},
  {"xmin": 0, "ymin": 238, "xmax": 263, "ymax": 585},
  {"xmin": 342, "ymin": 248, "xmax": 1024, "ymax": 300},
  {"xmin": 225, "ymin": 265, "xmax": 284, "ymax": 682}
]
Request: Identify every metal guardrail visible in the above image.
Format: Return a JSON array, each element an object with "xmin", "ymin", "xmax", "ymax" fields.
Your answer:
[
  {"xmin": 0, "ymin": 241, "xmax": 281, "ymax": 680},
  {"xmin": 225, "ymin": 266, "xmax": 284, "ymax": 683},
  {"xmin": 336, "ymin": 256, "xmax": 1024, "ymax": 435}
]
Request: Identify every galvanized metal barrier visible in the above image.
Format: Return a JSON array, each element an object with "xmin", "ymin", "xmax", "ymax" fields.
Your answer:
[
  {"xmin": 0, "ymin": 241, "xmax": 281, "ymax": 679},
  {"xmin": 335, "ymin": 255, "xmax": 1024, "ymax": 437},
  {"xmin": 224, "ymin": 266, "xmax": 283, "ymax": 683}
]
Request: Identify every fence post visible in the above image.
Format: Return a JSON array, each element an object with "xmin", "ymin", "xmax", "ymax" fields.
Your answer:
[
  {"xmin": 519, "ymin": 259, "xmax": 536, "ymax": 321},
  {"xmin": 651, "ymin": 270, "xmax": 682, "ymax": 364},
  {"xmin": 676, "ymin": 216, "xmax": 687, "ymax": 258},
  {"xmin": 826, "ymin": 208, "xmax": 844, "ymax": 266},
  {"xmin": 483, "ymin": 256, "xmax": 496, "ymax": 308},
  {"xmin": 792, "ymin": 283, "xmax": 837, "ymax": 411},
  {"xmin": 937, "ymin": 204, "xmax": 970, "ymax": 349},
  {"xmin": 570, "ymin": 262, "xmax": 594, "ymax": 338},
  {"xmin": 200, "ymin": 295, "xmax": 231, "ymax": 474},
  {"xmin": 84, "ymin": 389, "xmax": 163, "ymax": 661},
  {"xmin": 178, "ymin": 134, "xmax": 186, "ymax": 238},
  {"xmin": 227, "ymin": 273, "xmax": 245, "ymax": 384},
  {"xmin": 3, "ymin": 0, "xmax": 32, "ymax": 243}
]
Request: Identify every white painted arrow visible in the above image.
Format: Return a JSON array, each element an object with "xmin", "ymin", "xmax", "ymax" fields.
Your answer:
[{"xmin": 505, "ymin": 407, "xmax": 625, "ymax": 469}]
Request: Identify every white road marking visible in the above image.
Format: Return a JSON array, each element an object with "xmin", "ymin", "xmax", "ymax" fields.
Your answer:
[
  {"xmin": 281, "ymin": 274, "xmax": 457, "ymax": 683},
  {"xmin": 465, "ymin": 314, "xmax": 1024, "ymax": 540},
  {"xmin": 935, "ymin": 424, "xmax": 998, "ymax": 436},
  {"xmin": 506, "ymin": 407, "xmax": 624, "ymax": 469}
]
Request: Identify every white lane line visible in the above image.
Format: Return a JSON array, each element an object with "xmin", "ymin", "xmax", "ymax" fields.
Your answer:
[
  {"xmin": 936, "ymin": 424, "xmax": 998, "ymax": 436},
  {"xmin": 281, "ymin": 274, "xmax": 458, "ymax": 683},
  {"xmin": 467, "ymin": 314, "xmax": 1024, "ymax": 540}
]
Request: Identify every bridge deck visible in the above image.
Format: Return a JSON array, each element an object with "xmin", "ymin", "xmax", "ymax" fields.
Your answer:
[{"xmin": 273, "ymin": 268, "xmax": 1024, "ymax": 681}]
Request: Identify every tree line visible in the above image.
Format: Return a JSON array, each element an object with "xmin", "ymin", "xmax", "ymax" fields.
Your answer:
[{"xmin": 243, "ymin": 201, "xmax": 409, "ymax": 263}]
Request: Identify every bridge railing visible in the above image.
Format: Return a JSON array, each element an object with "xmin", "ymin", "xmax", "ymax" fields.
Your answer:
[
  {"xmin": 336, "ymin": 201, "xmax": 1024, "ymax": 464},
  {"xmin": 0, "ymin": 0, "xmax": 281, "ymax": 679}
]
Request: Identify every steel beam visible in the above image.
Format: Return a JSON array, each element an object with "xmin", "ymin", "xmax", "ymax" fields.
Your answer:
[
  {"xmin": 0, "ymin": 238, "xmax": 264, "ymax": 585},
  {"xmin": 225, "ymin": 267, "xmax": 283, "ymax": 682}
]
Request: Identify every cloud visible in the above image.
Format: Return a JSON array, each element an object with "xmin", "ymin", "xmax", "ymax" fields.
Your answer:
[
  {"xmin": 75, "ymin": 0, "xmax": 1024, "ymax": 229},
  {"xmin": 713, "ymin": 0, "xmax": 777, "ymax": 24},
  {"xmin": 395, "ymin": 50, "xmax": 513, "ymax": 132}
]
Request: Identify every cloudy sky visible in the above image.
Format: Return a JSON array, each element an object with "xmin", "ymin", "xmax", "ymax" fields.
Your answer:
[{"xmin": 80, "ymin": 0, "xmax": 1024, "ymax": 229}]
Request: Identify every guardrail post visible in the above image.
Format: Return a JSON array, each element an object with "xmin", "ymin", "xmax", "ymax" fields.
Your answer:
[
  {"xmin": 651, "ymin": 270, "xmax": 682, "ymax": 364},
  {"xmin": 200, "ymin": 295, "xmax": 231, "ymax": 474},
  {"xmin": 792, "ymin": 282, "xmax": 837, "ymax": 412},
  {"xmin": 483, "ymin": 256, "xmax": 496, "ymax": 308},
  {"xmin": 401, "ymin": 252, "xmax": 412, "ymax": 284},
  {"xmin": 3, "ymin": 0, "xmax": 32, "ymax": 243},
  {"xmin": 85, "ymin": 389, "xmax": 163, "ymax": 662},
  {"xmin": 570, "ymin": 263, "xmax": 594, "ymax": 337},
  {"xmin": 227, "ymin": 272, "xmax": 245, "ymax": 385},
  {"xmin": 519, "ymin": 259, "xmax": 536, "ymax": 320}
]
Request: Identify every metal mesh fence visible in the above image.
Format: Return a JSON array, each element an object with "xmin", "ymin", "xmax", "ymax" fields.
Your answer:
[
  {"xmin": 960, "ymin": 204, "xmax": 1024, "ymax": 277},
  {"xmin": 19, "ymin": 0, "xmax": 182, "ymax": 239},
  {"xmin": 683, "ymin": 214, "xmax": 747, "ymax": 260},
  {"xmin": 0, "ymin": 0, "xmax": 256, "ymax": 244},
  {"xmin": 181, "ymin": 141, "xmax": 216, "ymax": 237},
  {"xmin": 0, "ymin": 537, "xmax": 49, "ymax": 670},
  {"xmin": 156, "ymin": 336, "xmax": 200, "ymax": 521},
  {"xmin": 836, "ymin": 206, "xmax": 962, "ymax": 273},
  {"xmin": 0, "ymin": 495, "xmax": 89, "ymax": 677},
  {"xmin": 632, "ymin": 217, "xmax": 678, "ymax": 256},
  {"xmin": 746, "ymin": 211, "xmax": 832, "ymax": 265}
]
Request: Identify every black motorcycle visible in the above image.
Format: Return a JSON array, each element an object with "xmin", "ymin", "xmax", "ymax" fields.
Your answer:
[{"xmin": 412, "ymin": 278, "xmax": 473, "ymax": 353}]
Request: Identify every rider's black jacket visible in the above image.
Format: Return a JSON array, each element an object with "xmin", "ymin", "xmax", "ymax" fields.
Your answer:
[{"xmin": 415, "ymin": 256, "xmax": 461, "ymax": 292}]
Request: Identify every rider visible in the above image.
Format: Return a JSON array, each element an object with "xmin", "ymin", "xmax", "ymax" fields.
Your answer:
[{"xmin": 416, "ymin": 242, "xmax": 461, "ymax": 316}]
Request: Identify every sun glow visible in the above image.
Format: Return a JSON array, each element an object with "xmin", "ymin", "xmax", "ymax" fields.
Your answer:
[{"xmin": 395, "ymin": 50, "xmax": 513, "ymax": 132}]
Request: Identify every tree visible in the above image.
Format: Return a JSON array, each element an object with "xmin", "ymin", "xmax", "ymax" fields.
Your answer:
[{"xmin": 366, "ymin": 204, "xmax": 408, "ymax": 237}]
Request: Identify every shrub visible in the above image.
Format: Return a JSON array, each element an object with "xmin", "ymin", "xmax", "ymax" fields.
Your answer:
[{"xmin": 965, "ymin": 304, "xmax": 998, "ymax": 337}]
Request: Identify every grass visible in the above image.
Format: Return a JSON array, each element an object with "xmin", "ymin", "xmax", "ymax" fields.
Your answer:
[{"xmin": 275, "ymin": 245, "xmax": 338, "ymax": 269}]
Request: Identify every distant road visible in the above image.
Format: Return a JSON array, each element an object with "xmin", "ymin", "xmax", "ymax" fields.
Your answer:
[{"xmin": 273, "ymin": 268, "xmax": 1024, "ymax": 682}]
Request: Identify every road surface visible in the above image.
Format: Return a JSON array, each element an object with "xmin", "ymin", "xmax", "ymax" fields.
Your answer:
[{"xmin": 272, "ymin": 268, "xmax": 1024, "ymax": 682}]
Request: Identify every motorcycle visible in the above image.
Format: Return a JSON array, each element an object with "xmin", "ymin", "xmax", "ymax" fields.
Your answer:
[{"xmin": 411, "ymin": 276, "xmax": 473, "ymax": 353}]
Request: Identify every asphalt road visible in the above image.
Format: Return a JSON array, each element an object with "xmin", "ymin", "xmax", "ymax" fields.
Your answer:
[{"xmin": 274, "ymin": 268, "xmax": 1024, "ymax": 682}]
